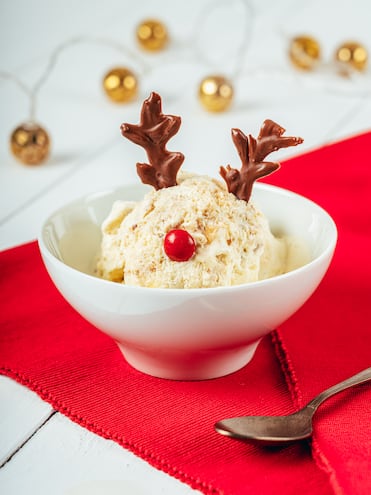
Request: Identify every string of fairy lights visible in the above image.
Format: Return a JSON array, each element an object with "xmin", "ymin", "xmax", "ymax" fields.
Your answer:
[{"xmin": 0, "ymin": 0, "xmax": 369, "ymax": 166}]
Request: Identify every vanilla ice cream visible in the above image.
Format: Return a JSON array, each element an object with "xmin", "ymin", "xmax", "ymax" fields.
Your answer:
[
  {"xmin": 96, "ymin": 173, "xmax": 291, "ymax": 288},
  {"xmin": 96, "ymin": 92, "xmax": 306, "ymax": 288}
]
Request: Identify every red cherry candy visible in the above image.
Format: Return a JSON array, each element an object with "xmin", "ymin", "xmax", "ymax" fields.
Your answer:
[{"xmin": 164, "ymin": 229, "xmax": 196, "ymax": 262}]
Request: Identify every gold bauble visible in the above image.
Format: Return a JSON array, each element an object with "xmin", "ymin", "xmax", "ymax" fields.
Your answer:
[
  {"xmin": 289, "ymin": 36, "xmax": 321, "ymax": 70},
  {"xmin": 335, "ymin": 41, "xmax": 368, "ymax": 72},
  {"xmin": 103, "ymin": 67, "xmax": 138, "ymax": 103},
  {"xmin": 10, "ymin": 122, "xmax": 50, "ymax": 165},
  {"xmin": 136, "ymin": 19, "xmax": 169, "ymax": 52},
  {"xmin": 198, "ymin": 75, "xmax": 234, "ymax": 112}
]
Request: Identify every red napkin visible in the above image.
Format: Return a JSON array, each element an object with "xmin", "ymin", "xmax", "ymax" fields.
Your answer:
[
  {"xmin": 1, "ymin": 132, "xmax": 371, "ymax": 495},
  {"xmin": 264, "ymin": 131, "xmax": 371, "ymax": 495}
]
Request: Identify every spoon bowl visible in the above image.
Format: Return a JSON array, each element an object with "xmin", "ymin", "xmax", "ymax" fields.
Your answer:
[
  {"xmin": 215, "ymin": 410, "xmax": 313, "ymax": 446},
  {"xmin": 215, "ymin": 367, "xmax": 371, "ymax": 445}
]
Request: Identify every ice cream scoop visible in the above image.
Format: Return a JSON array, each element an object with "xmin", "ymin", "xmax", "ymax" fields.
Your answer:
[
  {"xmin": 96, "ymin": 92, "xmax": 304, "ymax": 289},
  {"xmin": 97, "ymin": 173, "xmax": 289, "ymax": 288}
]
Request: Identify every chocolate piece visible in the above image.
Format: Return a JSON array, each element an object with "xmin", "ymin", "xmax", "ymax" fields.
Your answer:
[
  {"xmin": 121, "ymin": 92, "xmax": 184, "ymax": 190},
  {"xmin": 220, "ymin": 120, "xmax": 303, "ymax": 202}
]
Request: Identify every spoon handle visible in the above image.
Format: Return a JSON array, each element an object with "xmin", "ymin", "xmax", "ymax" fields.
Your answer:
[{"xmin": 307, "ymin": 367, "xmax": 371, "ymax": 411}]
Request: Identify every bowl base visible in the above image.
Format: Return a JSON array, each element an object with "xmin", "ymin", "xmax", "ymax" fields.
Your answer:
[{"xmin": 117, "ymin": 340, "xmax": 261, "ymax": 380}]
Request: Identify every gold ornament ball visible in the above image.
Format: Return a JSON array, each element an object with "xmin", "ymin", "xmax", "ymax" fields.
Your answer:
[
  {"xmin": 289, "ymin": 36, "xmax": 321, "ymax": 70},
  {"xmin": 103, "ymin": 67, "xmax": 138, "ymax": 103},
  {"xmin": 198, "ymin": 75, "xmax": 234, "ymax": 112},
  {"xmin": 10, "ymin": 122, "xmax": 50, "ymax": 165},
  {"xmin": 335, "ymin": 41, "xmax": 368, "ymax": 72},
  {"xmin": 136, "ymin": 19, "xmax": 169, "ymax": 52}
]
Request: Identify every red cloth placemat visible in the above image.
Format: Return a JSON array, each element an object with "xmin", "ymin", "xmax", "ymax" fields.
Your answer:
[
  {"xmin": 264, "ymin": 131, "xmax": 371, "ymax": 495},
  {"xmin": 1, "ymin": 132, "xmax": 371, "ymax": 495}
]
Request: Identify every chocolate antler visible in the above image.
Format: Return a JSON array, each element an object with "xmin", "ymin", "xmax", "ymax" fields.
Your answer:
[
  {"xmin": 220, "ymin": 120, "xmax": 303, "ymax": 202},
  {"xmin": 121, "ymin": 92, "xmax": 184, "ymax": 190}
]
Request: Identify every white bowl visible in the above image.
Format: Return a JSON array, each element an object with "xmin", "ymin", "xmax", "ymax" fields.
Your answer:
[{"xmin": 38, "ymin": 183, "xmax": 337, "ymax": 380}]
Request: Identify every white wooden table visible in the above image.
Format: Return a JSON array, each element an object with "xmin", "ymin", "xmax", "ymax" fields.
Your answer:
[{"xmin": 1, "ymin": 1, "xmax": 370, "ymax": 493}]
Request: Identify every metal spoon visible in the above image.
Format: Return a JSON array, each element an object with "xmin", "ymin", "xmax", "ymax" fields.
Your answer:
[{"xmin": 215, "ymin": 367, "xmax": 371, "ymax": 446}]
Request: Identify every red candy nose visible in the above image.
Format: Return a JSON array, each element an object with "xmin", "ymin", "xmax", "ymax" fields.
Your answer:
[{"xmin": 164, "ymin": 229, "xmax": 196, "ymax": 262}]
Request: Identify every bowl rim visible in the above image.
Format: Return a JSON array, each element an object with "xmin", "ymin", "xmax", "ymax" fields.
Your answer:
[{"xmin": 38, "ymin": 182, "xmax": 338, "ymax": 295}]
